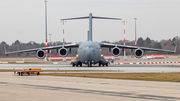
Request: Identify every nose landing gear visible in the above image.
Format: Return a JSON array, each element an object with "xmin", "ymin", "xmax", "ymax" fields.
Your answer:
[{"xmin": 87, "ymin": 61, "xmax": 92, "ymax": 67}]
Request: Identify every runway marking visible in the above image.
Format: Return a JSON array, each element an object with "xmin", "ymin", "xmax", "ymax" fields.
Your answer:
[{"xmin": 0, "ymin": 81, "xmax": 180, "ymax": 101}]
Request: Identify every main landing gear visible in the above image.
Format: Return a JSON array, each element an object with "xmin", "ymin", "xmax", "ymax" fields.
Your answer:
[
  {"xmin": 99, "ymin": 62, "xmax": 108, "ymax": 67},
  {"xmin": 71, "ymin": 61, "xmax": 82, "ymax": 67}
]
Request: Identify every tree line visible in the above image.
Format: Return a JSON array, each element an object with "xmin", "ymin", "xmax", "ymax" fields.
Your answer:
[{"xmin": 0, "ymin": 36, "xmax": 179, "ymax": 57}]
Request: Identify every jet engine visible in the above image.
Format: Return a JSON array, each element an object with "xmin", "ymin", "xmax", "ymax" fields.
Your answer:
[
  {"xmin": 58, "ymin": 48, "xmax": 68, "ymax": 57},
  {"xmin": 36, "ymin": 50, "xmax": 46, "ymax": 59},
  {"xmin": 111, "ymin": 47, "xmax": 121, "ymax": 57},
  {"xmin": 134, "ymin": 49, "xmax": 144, "ymax": 58}
]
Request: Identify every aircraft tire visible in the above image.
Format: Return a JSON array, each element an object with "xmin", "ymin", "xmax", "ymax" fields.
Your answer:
[
  {"xmin": 90, "ymin": 63, "xmax": 92, "ymax": 67},
  {"xmin": 76, "ymin": 64, "xmax": 78, "ymax": 67},
  {"xmin": 102, "ymin": 64, "xmax": 104, "ymax": 67},
  {"xmin": 99, "ymin": 63, "xmax": 101, "ymax": 67},
  {"xmin": 72, "ymin": 63, "xmax": 75, "ymax": 67},
  {"xmin": 80, "ymin": 63, "xmax": 82, "ymax": 67},
  {"xmin": 88, "ymin": 62, "xmax": 91, "ymax": 67},
  {"xmin": 21, "ymin": 72, "xmax": 23, "ymax": 76},
  {"xmin": 106, "ymin": 63, "xmax": 108, "ymax": 66}
]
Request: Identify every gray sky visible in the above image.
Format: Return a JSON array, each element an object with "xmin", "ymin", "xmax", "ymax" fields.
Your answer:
[{"xmin": 0, "ymin": 0, "xmax": 180, "ymax": 45}]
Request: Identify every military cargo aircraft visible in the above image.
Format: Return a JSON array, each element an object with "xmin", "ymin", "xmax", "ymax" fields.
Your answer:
[{"xmin": 4, "ymin": 13, "xmax": 176, "ymax": 67}]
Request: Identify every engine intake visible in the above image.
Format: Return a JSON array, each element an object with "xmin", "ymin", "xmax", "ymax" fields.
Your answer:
[
  {"xmin": 58, "ymin": 48, "xmax": 68, "ymax": 57},
  {"xmin": 36, "ymin": 50, "xmax": 46, "ymax": 59},
  {"xmin": 134, "ymin": 49, "xmax": 144, "ymax": 58},
  {"xmin": 111, "ymin": 47, "xmax": 121, "ymax": 57}
]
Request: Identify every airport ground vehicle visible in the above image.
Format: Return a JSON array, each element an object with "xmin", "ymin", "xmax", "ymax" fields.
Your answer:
[{"xmin": 14, "ymin": 68, "xmax": 43, "ymax": 76}]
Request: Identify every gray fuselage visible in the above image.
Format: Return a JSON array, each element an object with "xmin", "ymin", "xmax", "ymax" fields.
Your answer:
[{"xmin": 78, "ymin": 41, "xmax": 102, "ymax": 64}]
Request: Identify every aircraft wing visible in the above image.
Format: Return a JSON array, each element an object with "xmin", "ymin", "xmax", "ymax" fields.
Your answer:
[
  {"xmin": 4, "ymin": 43, "xmax": 79, "ymax": 54},
  {"xmin": 101, "ymin": 43, "xmax": 176, "ymax": 53}
]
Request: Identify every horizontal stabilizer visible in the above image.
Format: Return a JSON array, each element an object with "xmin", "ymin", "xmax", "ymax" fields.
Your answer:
[
  {"xmin": 61, "ymin": 16, "xmax": 121, "ymax": 21},
  {"xmin": 61, "ymin": 16, "xmax": 89, "ymax": 21},
  {"xmin": 92, "ymin": 16, "xmax": 121, "ymax": 20}
]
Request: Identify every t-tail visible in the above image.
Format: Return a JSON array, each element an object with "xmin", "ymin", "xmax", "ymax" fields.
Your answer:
[{"xmin": 60, "ymin": 13, "xmax": 121, "ymax": 41}]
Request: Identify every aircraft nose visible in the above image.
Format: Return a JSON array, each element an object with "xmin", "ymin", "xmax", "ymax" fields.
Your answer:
[{"xmin": 85, "ymin": 49, "xmax": 93, "ymax": 60}]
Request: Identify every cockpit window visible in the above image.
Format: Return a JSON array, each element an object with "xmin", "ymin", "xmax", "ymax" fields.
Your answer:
[
  {"xmin": 86, "ymin": 46, "xmax": 91, "ymax": 48},
  {"xmin": 83, "ymin": 45, "xmax": 96, "ymax": 49}
]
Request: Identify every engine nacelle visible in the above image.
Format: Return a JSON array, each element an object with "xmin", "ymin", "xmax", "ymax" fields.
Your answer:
[
  {"xmin": 111, "ymin": 47, "xmax": 121, "ymax": 57},
  {"xmin": 134, "ymin": 49, "xmax": 144, "ymax": 58},
  {"xmin": 36, "ymin": 50, "xmax": 46, "ymax": 59},
  {"xmin": 58, "ymin": 48, "xmax": 68, "ymax": 57}
]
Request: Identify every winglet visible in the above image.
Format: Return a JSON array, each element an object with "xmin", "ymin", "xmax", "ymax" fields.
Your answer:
[
  {"xmin": 4, "ymin": 44, "xmax": 7, "ymax": 54},
  {"xmin": 174, "ymin": 44, "xmax": 177, "ymax": 52}
]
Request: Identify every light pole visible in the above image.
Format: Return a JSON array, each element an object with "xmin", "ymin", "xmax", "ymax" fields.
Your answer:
[
  {"xmin": 49, "ymin": 33, "xmax": 52, "ymax": 61},
  {"xmin": 134, "ymin": 18, "xmax": 137, "ymax": 47},
  {"xmin": 44, "ymin": 0, "xmax": 48, "ymax": 61}
]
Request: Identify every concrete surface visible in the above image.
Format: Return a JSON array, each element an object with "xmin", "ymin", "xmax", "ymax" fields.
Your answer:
[
  {"xmin": 0, "ymin": 72, "xmax": 180, "ymax": 101},
  {"xmin": 0, "ymin": 63, "xmax": 180, "ymax": 73}
]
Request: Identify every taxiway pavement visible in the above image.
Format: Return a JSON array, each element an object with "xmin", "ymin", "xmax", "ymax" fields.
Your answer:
[
  {"xmin": 0, "ymin": 72, "xmax": 180, "ymax": 101},
  {"xmin": 0, "ymin": 64, "xmax": 180, "ymax": 73}
]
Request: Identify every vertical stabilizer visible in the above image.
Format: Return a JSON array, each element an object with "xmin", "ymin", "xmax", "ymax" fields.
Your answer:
[
  {"xmin": 89, "ymin": 13, "xmax": 92, "ymax": 41},
  {"xmin": 87, "ymin": 31, "xmax": 90, "ymax": 41}
]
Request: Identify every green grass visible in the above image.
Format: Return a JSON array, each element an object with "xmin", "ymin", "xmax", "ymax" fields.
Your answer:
[
  {"xmin": 0, "ymin": 69, "xmax": 21, "ymax": 72},
  {"xmin": 0, "ymin": 70, "xmax": 115, "ymax": 72},
  {"xmin": 1, "ymin": 69, "xmax": 180, "ymax": 82},
  {"xmin": 41, "ymin": 73, "xmax": 180, "ymax": 82}
]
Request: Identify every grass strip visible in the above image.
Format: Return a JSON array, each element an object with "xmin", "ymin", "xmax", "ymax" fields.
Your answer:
[
  {"xmin": 41, "ymin": 73, "xmax": 180, "ymax": 82},
  {"xmin": 0, "ymin": 69, "xmax": 21, "ymax": 72},
  {"xmin": 0, "ymin": 70, "xmax": 117, "ymax": 72}
]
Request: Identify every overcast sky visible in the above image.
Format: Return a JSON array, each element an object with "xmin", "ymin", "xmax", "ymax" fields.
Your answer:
[{"xmin": 0, "ymin": 0, "xmax": 180, "ymax": 45}]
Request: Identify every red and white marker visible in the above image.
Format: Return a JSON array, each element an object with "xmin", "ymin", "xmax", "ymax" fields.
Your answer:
[
  {"xmin": 134, "ymin": 18, "xmax": 137, "ymax": 47},
  {"xmin": 123, "ymin": 20, "xmax": 127, "ymax": 60},
  {"xmin": 135, "ymin": 39, "xmax": 137, "ymax": 47},
  {"xmin": 49, "ymin": 33, "xmax": 52, "ymax": 60},
  {"xmin": 45, "ymin": 39, "xmax": 48, "ymax": 55},
  {"xmin": 49, "ymin": 41, "xmax": 51, "ymax": 56},
  {"xmin": 113, "ymin": 61, "xmax": 180, "ymax": 65},
  {"xmin": 63, "ymin": 20, "xmax": 65, "ymax": 45}
]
